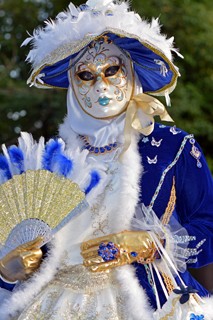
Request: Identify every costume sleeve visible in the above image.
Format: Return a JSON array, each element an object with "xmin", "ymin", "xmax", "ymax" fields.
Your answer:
[
  {"xmin": 0, "ymin": 278, "xmax": 15, "ymax": 291},
  {"xmin": 175, "ymin": 138, "xmax": 213, "ymax": 268}
]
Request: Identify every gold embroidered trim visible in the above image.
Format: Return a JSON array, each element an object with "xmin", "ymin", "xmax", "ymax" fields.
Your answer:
[
  {"xmin": 161, "ymin": 177, "xmax": 176, "ymax": 225},
  {"xmin": 159, "ymin": 178, "xmax": 176, "ymax": 295},
  {"xmin": 49, "ymin": 264, "xmax": 114, "ymax": 294},
  {"xmin": 161, "ymin": 272, "xmax": 175, "ymax": 294},
  {"xmin": 159, "ymin": 297, "xmax": 179, "ymax": 320}
]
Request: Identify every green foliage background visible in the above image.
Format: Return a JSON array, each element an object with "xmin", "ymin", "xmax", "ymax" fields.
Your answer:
[{"xmin": 0, "ymin": 0, "xmax": 212, "ymax": 170}]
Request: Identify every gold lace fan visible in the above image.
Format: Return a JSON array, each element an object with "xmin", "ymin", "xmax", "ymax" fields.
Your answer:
[{"xmin": 0, "ymin": 170, "xmax": 86, "ymax": 256}]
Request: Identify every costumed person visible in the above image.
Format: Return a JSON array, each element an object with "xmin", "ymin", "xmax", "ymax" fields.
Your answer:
[{"xmin": 0, "ymin": 1, "xmax": 213, "ymax": 319}]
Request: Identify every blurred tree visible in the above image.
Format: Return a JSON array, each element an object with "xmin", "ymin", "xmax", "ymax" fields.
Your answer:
[
  {"xmin": 135, "ymin": 0, "xmax": 213, "ymax": 168},
  {"xmin": 0, "ymin": 0, "xmax": 212, "ymax": 169}
]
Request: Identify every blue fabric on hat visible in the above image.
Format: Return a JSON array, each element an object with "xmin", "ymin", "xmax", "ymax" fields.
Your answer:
[{"xmin": 37, "ymin": 32, "xmax": 177, "ymax": 94}]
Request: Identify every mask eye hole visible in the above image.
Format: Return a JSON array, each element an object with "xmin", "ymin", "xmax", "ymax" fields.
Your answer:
[
  {"xmin": 105, "ymin": 65, "xmax": 120, "ymax": 77},
  {"xmin": 77, "ymin": 71, "xmax": 94, "ymax": 81}
]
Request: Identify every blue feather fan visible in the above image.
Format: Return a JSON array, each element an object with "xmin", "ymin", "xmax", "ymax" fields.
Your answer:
[
  {"xmin": 42, "ymin": 139, "xmax": 73, "ymax": 177},
  {"xmin": 42, "ymin": 139, "xmax": 63, "ymax": 172},
  {"xmin": 8, "ymin": 146, "xmax": 24, "ymax": 174},
  {"xmin": 0, "ymin": 155, "xmax": 12, "ymax": 180}
]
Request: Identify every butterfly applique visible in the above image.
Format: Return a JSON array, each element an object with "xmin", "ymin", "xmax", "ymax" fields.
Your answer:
[
  {"xmin": 151, "ymin": 137, "xmax": 163, "ymax": 147},
  {"xmin": 147, "ymin": 155, "xmax": 158, "ymax": 164},
  {"xmin": 170, "ymin": 125, "xmax": 181, "ymax": 135}
]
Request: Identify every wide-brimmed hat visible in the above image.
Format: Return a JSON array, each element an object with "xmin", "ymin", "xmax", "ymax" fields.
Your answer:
[{"xmin": 23, "ymin": 0, "xmax": 182, "ymax": 98}]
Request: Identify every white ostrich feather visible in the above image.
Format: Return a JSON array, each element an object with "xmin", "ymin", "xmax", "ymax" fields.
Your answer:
[{"xmin": 23, "ymin": 1, "xmax": 177, "ymax": 70}]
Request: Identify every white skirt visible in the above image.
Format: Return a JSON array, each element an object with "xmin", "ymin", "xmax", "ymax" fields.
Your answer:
[{"xmin": 17, "ymin": 265, "xmax": 128, "ymax": 320}]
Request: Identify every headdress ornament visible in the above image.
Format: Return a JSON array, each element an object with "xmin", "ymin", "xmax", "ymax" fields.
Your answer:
[{"xmin": 23, "ymin": 0, "xmax": 182, "ymax": 99}]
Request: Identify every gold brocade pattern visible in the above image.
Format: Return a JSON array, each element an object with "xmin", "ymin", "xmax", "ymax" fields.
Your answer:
[
  {"xmin": 90, "ymin": 168, "xmax": 117, "ymax": 237},
  {"xmin": 159, "ymin": 297, "xmax": 179, "ymax": 320},
  {"xmin": 49, "ymin": 264, "xmax": 114, "ymax": 293},
  {"xmin": 16, "ymin": 265, "xmax": 127, "ymax": 320},
  {"xmin": 90, "ymin": 197, "xmax": 109, "ymax": 237},
  {"xmin": 18, "ymin": 297, "xmax": 126, "ymax": 320}
]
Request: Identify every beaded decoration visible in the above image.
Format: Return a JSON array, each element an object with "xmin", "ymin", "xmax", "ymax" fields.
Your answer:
[
  {"xmin": 189, "ymin": 138, "xmax": 202, "ymax": 168},
  {"xmin": 161, "ymin": 272, "xmax": 175, "ymax": 294},
  {"xmin": 98, "ymin": 242, "xmax": 119, "ymax": 261},
  {"xmin": 79, "ymin": 135, "xmax": 119, "ymax": 155},
  {"xmin": 148, "ymin": 134, "xmax": 193, "ymax": 209},
  {"xmin": 144, "ymin": 264, "xmax": 155, "ymax": 293}
]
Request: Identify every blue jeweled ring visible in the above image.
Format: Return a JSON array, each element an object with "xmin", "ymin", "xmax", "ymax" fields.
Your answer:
[{"xmin": 98, "ymin": 242, "xmax": 119, "ymax": 262}]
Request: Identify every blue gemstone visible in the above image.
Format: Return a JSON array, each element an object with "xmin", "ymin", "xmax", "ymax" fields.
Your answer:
[
  {"xmin": 112, "ymin": 143, "xmax": 117, "ymax": 148},
  {"xmin": 100, "ymin": 147, "xmax": 105, "ymax": 153},
  {"xmin": 99, "ymin": 242, "xmax": 106, "ymax": 249},
  {"xmin": 89, "ymin": 147, "xmax": 94, "ymax": 152},
  {"xmin": 105, "ymin": 146, "xmax": 111, "ymax": 151},
  {"xmin": 94, "ymin": 147, "xmax": 99, "ymax": 153},
  {"xmin": 107, "ymin": 242, "xmax": 114, "ymax": 248},
  {"xmin": 197, "ymin": 162, "xmax": 202, "ymax": 168},
  {"xmin": 130, "ymin": 252, "xmax": 138, "ymax": 257}
]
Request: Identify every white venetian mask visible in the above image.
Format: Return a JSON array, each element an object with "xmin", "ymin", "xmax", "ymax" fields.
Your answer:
[{"xmin": 69, "ymin": 37, "xmax": 134, "ymax": 119}]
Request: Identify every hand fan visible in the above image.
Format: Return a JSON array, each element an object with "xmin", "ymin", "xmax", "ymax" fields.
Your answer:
[
  {"xmin": 0, "ymin": 169, "xmax": 87, "ymax": 257},
  {"xmin": 0, "ymin": 133, "xmax": 103, "ymax": 258}
]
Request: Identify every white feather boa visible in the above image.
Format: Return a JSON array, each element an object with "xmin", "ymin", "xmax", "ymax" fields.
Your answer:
[{"xmin": 0, "ymin": 120, "xmax": 154, "ymax": 319}]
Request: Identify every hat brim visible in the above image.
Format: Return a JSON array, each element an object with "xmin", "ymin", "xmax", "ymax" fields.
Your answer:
[{"xmin": 28, "ymin": 30, "xmax": 179, "ymax": 95}]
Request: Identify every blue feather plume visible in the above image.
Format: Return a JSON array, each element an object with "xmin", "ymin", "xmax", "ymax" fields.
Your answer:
[
  {"xmin": 85, "ymin": 170, "xmax": 101, "ymax": 195},
  {"xmin": 52, "ymin": 154, "xmax": 73, "ymax": 177},
  {"xmin": 42, "ymin": 139, "xmax": 73, "ymax": 177},
  {"xmin": 42, "ymin": 140, "xmax": 62, "ymax": 172},
  {"xmin": 8, "ymin": 146, "xmax": 24, "ymax": 174},
  {"xmin": 0, "ymin": 155, "xmax": 12, "ymax": 180}
]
